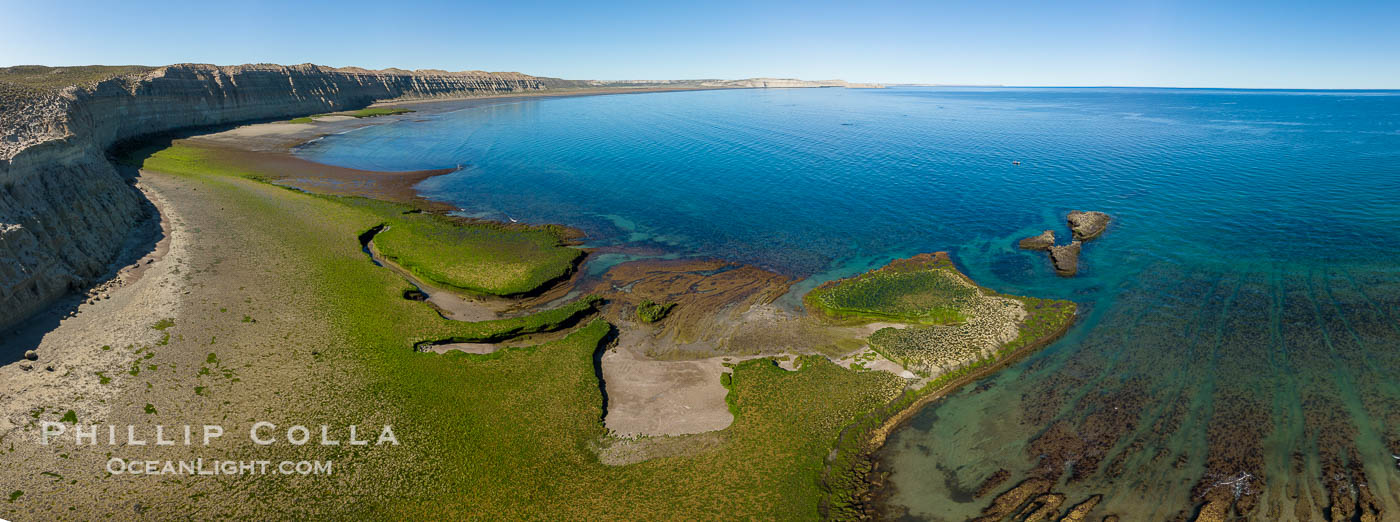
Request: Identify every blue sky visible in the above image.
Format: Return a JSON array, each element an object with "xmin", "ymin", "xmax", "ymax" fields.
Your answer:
[{"xmin": 2, "ymin": 0, "xmax": 1396, "ymax": 88}]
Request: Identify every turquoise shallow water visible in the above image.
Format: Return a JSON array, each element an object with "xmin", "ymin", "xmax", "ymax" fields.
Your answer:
[{"xmin": 297, "ymin": 87, "xmax": 1400, "ymax": 518}]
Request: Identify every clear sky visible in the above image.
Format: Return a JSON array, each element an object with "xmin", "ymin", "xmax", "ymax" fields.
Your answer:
[{"xmin": 2, "ymin": 0, "xmax": 1397, "ymax": 89}]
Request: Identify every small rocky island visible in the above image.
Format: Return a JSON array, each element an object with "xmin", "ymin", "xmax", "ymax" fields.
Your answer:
[
  {"xmin": 1018, "ymin": 211, "xmax": 1111, "ymax": 276},
  {"xmin": 1067, "ymin": 210, "xmax": 1111, "ymax": 241}
]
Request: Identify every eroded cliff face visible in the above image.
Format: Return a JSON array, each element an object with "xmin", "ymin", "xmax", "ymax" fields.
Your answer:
[{"xmin": 0, "ymin": 63, "xmax": 587, "ymax": 330}]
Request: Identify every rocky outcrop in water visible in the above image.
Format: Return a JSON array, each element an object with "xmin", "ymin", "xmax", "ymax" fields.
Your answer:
[
  {"xmin": 1017, "ymin": 211, "xmax": 1110, "ymax": 276},
  {"xmin": 1018, "ymin": 230, "xmax": 1055, "ymax": 251},
  {"xmin": 971, "ymin": 478, "xmax": 1052, "ymax": 521},
  {"xmin": 0, "ymin": 63, "xmax": 588, "ymax": 330},
  {"xmin": 1048, "ymin": 242, "xmax": 1082, "ymax": 277},
  {"xmin": 1067, "ymin": 210, "xmax": 1111, "ymax": 241},
  {"xmin": 974, "ymin": 469, "xmax": 1011, "ymax": 498}
]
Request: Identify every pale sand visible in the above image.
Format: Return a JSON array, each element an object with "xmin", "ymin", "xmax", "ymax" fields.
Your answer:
[
  {"xmin": 0, "ymin": 170, "xmax": 408, "ymax": 516},
  {"xmin": 600, "ymin": 308, "xmax": 913, "ymax": 439},
  {"xmin": 0, "ymin": 181, "xmax": 187, "ymax": 440},
  {"xmin": 601, "ymin": 326, "xmax": 740, "ymax": 437},
  {"xmin": 836, "ymin": 346, "xmax": 918, "ymax": 379},
  {"xmin": 428, "ymin": 342, "xmax": 498, "ymax": 354}
]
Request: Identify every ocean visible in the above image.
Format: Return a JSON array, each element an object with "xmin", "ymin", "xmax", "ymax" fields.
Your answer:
[{"xmin": 295, "ymin": 86, "xmax": 1400, "ymax": 518}]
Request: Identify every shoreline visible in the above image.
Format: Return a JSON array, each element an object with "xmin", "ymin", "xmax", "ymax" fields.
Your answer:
[
  {"xmin": 184, "ymin": 85, "xmax": 753, "ymax": 211},
  {"xmin": 208, "ymin": 95, "xmax": 1085, "ymax": 488},
  {"xmin": 370, "ymin": 85, "xmax": 739, "ymax": 109},
  {"xmin": 820, "ymin": 281, "xmax": 1079, "ymax": 518},
  {"xmin": 0, "ymin": 179, "xmax": 187, "ymax": 437},
  {"xmin": 2, "ymin": 86, "xmax": 1080, "ymax": 518},
  {"xmin": 871, "ymin": 311, "xmax": 1075, "ymax": 452}
]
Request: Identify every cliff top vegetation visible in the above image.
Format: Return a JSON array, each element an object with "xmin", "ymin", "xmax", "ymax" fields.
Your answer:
[{"xmin": 0, "ymin": 65, "xmax": 155, "ymax": 94}]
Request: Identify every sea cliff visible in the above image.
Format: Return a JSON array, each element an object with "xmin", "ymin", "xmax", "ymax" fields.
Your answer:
[{"xmin": 0, "ymin": 64, "xmax": 586, "ymax": 329}]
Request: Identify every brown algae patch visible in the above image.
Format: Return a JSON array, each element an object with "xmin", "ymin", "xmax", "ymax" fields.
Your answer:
[
  {"xmin": 589, "ymin": 259, "xmax": 793, "ymax": 437},
  {"xmin": 588, "ymin": 259, "xmax": 795, "ymax": 355}
]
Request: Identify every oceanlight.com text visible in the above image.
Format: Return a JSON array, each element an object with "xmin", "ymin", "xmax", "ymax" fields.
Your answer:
[{"xmin": 107, "ymin": 458, "xmax": 334, "ymax": 476}]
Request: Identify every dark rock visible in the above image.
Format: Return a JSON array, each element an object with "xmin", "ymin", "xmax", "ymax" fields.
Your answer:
[
  {"xmin": 974, "ymin": 469, "xmax": 1011, "ymax": 498},
  {"xmin": 972, "ymin": 477, "xmax": 1053, "ymax": 522},
  {"xmin": 1067, "ymin": 211, "xmax": 1111, "ymax": 241},
  {"xmin": 1049, "ymin": 241, "xmax": 1082, "ymax": 277},
  {"xmin": 1018, "ymin": 230, "xmax": 1055, "ymax": 251},
  {"xmin": 23, "ymin": 350, "xmax": 37, "ymax": 361}
]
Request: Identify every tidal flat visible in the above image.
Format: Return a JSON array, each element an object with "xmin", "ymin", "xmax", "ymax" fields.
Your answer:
[
  {"xmin": 0, "ymin": 88, "xmax": 1074, "ymax": 520},
  {"xmin": 7, "ymin": 82, "xmax": 1396, "ymax": 520}
]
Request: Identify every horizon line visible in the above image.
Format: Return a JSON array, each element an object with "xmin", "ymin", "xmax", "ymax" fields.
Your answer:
[
  {"xmin": 883, "ymin": 84, "xmax": 1400, "ymax": 91},
  {"xmin": 3, "ymin": 62, "xmax": 1396, "ymax": 92}
]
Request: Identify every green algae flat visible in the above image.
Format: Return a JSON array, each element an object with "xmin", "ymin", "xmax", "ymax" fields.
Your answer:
[
  {"xmin": 109, "ymin": 136, "xmax": 1075, "ymax": 520},
  {"xmin": 369, "ymin": 211, "xmax": 583, "ymax": 296},
  {"xmin": 134, "ymin": 142, "xmax": 585, "ymax": 297},
  {"xmin": 283, "ymin": 107, "xmax": 413, "ymax": 124},
  {"xmin": 805, "ymin": 253, "xmax": 976, "ymax": 325},
  {"xmin": 101, "ymin": 139, "xmax": 910, "ymax": 520},
  {"xmin": 344, "ymin": 107, "xmax": 414, "ymax": 118},
  {"xmin": 131, "ymin": 141, "xmax": 265, "ymax": 179},
  {"xmin": 199, "ymin": 172, "xmax": 903, "ymax": 519}
]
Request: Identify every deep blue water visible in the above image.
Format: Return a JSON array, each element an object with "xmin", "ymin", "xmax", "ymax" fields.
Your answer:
[{"xmin": 297, "ymin": 87, "xmax": 1400, "ymax": 519}]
